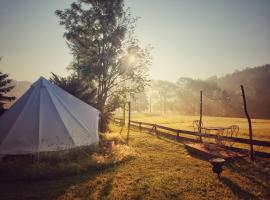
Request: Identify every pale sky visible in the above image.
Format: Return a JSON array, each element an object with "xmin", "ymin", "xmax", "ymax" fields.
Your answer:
[{"xmin": 0, "ymin": 0, "xmax": 270, "ymax": 82}]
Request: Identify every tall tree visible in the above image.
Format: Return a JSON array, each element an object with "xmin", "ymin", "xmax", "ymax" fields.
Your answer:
[
  {"xmin": 56, "ymin": 0, "xmax": 151, "ymax": 131},
  {"xmin": 152, "ymin": 80, "xmax": 178, "ymax": 114},
  {"xmin": 130, "ymin": 91, "xmax": 149, "ymax": 112},
  {"xmin": 0, "ymin": 72, "xmax": 15, "ymax": 115}
]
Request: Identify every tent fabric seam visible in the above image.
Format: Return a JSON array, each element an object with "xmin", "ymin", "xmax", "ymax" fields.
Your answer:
[
  {"xmin": 0, "ymin": 87, "xmax": 35, "ymax": 146},
  {"xmin": 53, "ymin": 84, "xmax": 100, "ymax": 115},
  {"xmin": 38, "ymin": 87, "xmax": 41, "ymax": 152},
  {"xmin": 45, "ymin": 88, "xmax": 76, "ymax": 147},
  {"xmin": 50, "ymin": 85, "xmax": 90, "ymax": 135}
]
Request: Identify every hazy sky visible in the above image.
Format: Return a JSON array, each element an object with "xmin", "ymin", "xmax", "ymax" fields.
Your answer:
[{"xmin": 0, "ymin": 0, "xmax": 270, "ymax": 82}]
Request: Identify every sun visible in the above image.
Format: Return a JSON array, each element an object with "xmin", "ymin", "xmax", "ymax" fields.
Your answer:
[{"xmin": 128, "ymin": 54, "xmax": 136, "ymax": 64}]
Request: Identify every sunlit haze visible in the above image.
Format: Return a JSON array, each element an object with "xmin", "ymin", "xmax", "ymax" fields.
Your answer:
[{"xmin": 0, "ymin": 0, "xmax": 270, "ymax": 82}]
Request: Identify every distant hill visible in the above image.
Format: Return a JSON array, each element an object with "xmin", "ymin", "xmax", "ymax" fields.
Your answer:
[
  {"xmin": 215, "ymin": 64, "xmax": 270, "ymax": 118},
  {"xmin": 4, "ymin": 80, "xmax": 32, "ymax": 108},
  {"xmin": 147, "ymin": 64, "xmax": 270, "ymax": 119},
  {"xmin": 214, "ymin": 64, "xmax": 270, "ymax": 91}
]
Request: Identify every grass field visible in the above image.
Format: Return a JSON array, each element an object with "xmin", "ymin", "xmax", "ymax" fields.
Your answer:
[
  {"xmin": 120, "ymin": 113, "xmax": 270, "ymax": 153},
  {"xmin": 126, "ymin": 113, "xmax": 270, "ymax": 141},
  {"xmin": 1, "ymin": 124, "xmax": 269, "ymax": 200}
]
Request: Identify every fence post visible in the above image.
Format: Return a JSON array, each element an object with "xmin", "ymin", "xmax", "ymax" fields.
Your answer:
[
  {"xmin": 240, "ymin": 85, "xmax": 254, "ymax": 161},
  {"xmin": 199, "ymin": 90, "xmax": 203, "ymax": 142},
  {"xmin": 177, "ymin": 131, "xmax": 180, "ymax": 141},
  {"xmin": 127, "ymin": 102, "xmax": 131, "ymax": 144},
  {"xmin": 139, "ymin": 122, "xmax": 142, "ymax": 132}
]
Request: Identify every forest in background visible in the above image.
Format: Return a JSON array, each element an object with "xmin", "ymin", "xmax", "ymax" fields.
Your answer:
[
  {"xmin": 5, "ymin": 64, "xmax": 270, "ymax": 119},
  {"xmin": 131, "ymin": 64, "xmax": 270, "ymax": 119}
]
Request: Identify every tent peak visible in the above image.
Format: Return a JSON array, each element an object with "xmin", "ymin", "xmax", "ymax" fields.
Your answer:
[
  {"xmin": 31, "ymin": 76, "xmax": 50, "ymax": 88},
  {"xmin": 38, "ymin": 76, "xmax": 49, "ymax": 82}
]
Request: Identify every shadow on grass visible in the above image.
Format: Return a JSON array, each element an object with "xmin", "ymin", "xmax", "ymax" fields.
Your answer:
[
  {"xmin": 0, "ymin": 153, "xmax": 135, "ymax": 200},
  {"xmin": 220, "ymin": 177, "xmax": 258, "ymax": 199},
  {"xmin": 184, "ymin": 149, "xmax": 213, "ymax": 161},
  {"xmin": 0, "ymin": 166, "xmax": 94, "ymax": 200},
  {"xmin": 224, "ymin": 157, "xmax": 270, "ymax": 197},
  {"xmin": 130, "ymin": 126, "xmax": 181, "ymax": 145},
  {"xmin": 119, "ymin": 125, "xmax": 124, "ymax": 134},
  {"xmin": 100, "ymin": 177, "xmax": 114, "ymax": 199}
]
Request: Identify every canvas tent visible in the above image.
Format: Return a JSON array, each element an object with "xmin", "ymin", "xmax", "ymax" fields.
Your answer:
[{"xmin": 0, "ymin": 77, "xmax": 99, "ymax": 155}]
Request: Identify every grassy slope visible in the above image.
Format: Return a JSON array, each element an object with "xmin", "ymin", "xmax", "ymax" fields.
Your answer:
[{"xmin": 1, "ymin": 125, "xmax": 269, "ymax": 200}]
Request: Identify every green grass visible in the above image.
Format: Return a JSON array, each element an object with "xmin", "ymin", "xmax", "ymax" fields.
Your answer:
[
  {"xmin": 126, "ymin": 113, "xmax": 270, "ymax": 141},
  {"xmin": 117, "ymin": 113, "xmax": 270, "ymax": 152},
  {"xmin": 1, "ymin": 124, "xmax": 269, "ymax": 199}
]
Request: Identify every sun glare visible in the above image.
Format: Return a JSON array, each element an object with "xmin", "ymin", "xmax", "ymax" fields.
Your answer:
[{"xmin": 128, "ymin": 54, "xmax": 136, "ymax": 64}]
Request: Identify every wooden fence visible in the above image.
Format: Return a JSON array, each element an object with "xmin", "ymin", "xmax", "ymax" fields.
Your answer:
[{"xmin": 113, "ymin": 118, "xmax": 270, "ymax": 157}]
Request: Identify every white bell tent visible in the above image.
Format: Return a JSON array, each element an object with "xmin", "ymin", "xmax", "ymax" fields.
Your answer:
[{"xmin": 0, "ymin": 77, "xmax": 99, "ymax": 155}]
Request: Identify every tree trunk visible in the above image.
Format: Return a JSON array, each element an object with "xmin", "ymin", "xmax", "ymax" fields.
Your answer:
[
  {"xmin": 98, "ymin": 92, "xmax": 109, "ymax": 133},
  {"xmin": 98, "ymin": 103, "xmax": 107, "ymax": 133}
]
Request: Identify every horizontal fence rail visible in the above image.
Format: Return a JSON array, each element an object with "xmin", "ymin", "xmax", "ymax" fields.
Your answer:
[{"xmin": 113, "ymin": 117, "xmax": 270, "ymax": 157}]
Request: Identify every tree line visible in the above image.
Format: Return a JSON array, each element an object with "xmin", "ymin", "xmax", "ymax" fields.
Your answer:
[{"xmin": 131, "ymin": 64, "xmax": 270, "ymax": 119}]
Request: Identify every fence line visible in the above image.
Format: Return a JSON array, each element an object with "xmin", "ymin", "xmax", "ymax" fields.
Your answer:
[{"xmin": 113, "ymin": 117, "xmax": 270, "ymax": 157}]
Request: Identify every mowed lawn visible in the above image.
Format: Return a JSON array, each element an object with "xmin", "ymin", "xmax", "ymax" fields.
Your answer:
[{"xmin": 1, "ymin": 124, "xmax": 269, "ymax": 200}]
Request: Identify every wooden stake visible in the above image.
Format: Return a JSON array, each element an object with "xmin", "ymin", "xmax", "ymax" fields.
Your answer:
[
  {"xmin": 199, "ymin": 90, "xmax": 202, "ymax": 141},
  {"xmin": 240, "ymin": 85, "xmax": 254, "ymax": 160},
  {"xmin": 127, "ymin": 102, "xmax": 131, "ymax": 144}
]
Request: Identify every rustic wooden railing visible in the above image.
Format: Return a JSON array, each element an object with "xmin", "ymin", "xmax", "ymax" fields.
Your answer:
[{"xmin": 113, "ymin": 117, "xmax": 270, "ymax": 157}]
